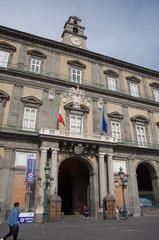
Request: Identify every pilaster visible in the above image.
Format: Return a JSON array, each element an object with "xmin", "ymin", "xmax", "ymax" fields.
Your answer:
[
  {"xmin": 98, "ymin": 152, "xmax": 107, "ymax": 208},
  {"xmin": 50, "ymin": 148, "xmax": 59, "ymax": 196},
  {"xmin": 35, "ymin": 147, "xmax": 48, "ymax": 222},
  {"xmin": 107, "ymin": 153, "xmax": 115, "ymax": 196}
]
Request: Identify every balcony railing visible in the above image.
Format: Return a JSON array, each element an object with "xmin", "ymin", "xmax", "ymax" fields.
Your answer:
[
  {"xmin": 0, "ymin": 63, "xmax": 158, "ymax": 104},
  {"xmin": 39, "ymin": 128, "xmax": 117, "ymax": 143},
  {"xmin": 1, "ymin": 125, "xmax": 159, "ymax": 149}
]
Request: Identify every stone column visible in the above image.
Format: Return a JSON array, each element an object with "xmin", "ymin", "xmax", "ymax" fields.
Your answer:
[
  {"xmin": 98, "ymin": 152, "xmax": 106, "ymax": 208},
  {"xmin": 50, "ymin": 149, "xmax": 59, "ymax": 196},
  {"xmin": 35, "ymin": 147, "xmax": 48, "ymax": 222},
  {"xmin": 127, "ymin": 159, "xmax": 141, "ymax": 217},
  {"xmin": 107, "ymin": 154, "xmax": 115, "ymax": 196}
]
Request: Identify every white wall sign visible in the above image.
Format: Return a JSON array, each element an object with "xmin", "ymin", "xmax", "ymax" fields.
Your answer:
[
  {"xmin": 15, "ymin": 152, "xmax": 37, "ymax": 167},
  {"xmin": 113, "ymin": 160, "xmax": 127, "ymax": 173}
]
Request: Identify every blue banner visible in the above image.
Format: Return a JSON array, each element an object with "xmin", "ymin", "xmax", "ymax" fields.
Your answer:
[
  {"xmin": 102, "ymin": 107, "xmax": 108, "ymax": 133},
  {"xmin": 25, "ymin": 154, "xmax": 36, "ymax": 183}
]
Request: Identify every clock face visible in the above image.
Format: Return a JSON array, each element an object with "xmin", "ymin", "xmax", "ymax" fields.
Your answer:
[{"xmin": 70, "ymin": 36, "xmax": 82, "ymax": 46}]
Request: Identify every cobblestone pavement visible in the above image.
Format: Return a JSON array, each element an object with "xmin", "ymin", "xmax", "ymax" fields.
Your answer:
[{"xmin": 0, "ymin": 216, "xmax": 159, "ymax": 240}]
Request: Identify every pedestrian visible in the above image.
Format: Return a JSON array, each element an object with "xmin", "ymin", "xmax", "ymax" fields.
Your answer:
[
  {"xmin": 83, "ymin": 205, "xmax": 89, "ymax": 218},
  {"xmin": 0, "ymin": 202, "xmax": 20, "ymax": 240}
]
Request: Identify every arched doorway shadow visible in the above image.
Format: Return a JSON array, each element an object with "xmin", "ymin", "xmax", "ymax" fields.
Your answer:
[
  {"xmin": 58, "ymin": 157, "xmax": 93, "ymax": 215},
  {"xmin": 136, "ymin": 161, "xmax": 157, "ymax": 206}
]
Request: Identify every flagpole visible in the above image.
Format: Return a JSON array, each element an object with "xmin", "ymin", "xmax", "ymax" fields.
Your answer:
[{"xmin": 57, "ymin": 95, "xmax": 61, "ymax": 130}]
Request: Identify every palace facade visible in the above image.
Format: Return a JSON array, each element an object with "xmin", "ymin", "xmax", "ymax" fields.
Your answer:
[{"xmin": 0, "ymin": 16, "xmax": 159, "ymax": 221}]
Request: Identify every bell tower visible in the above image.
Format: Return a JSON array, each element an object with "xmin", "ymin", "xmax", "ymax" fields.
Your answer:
[{"xmin": 61, "ymin": 16, "xmax": 87, "ymax": 49}]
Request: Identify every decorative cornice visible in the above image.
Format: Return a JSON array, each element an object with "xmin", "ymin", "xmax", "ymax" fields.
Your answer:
[{"xmin": 1, "ymin": 25, "xmax": 159, "ymax": 78}]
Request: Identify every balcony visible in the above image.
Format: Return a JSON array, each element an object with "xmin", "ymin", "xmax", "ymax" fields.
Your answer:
[
  {"xmin": 0, "ymin": 125, "xmax": 159, "ymax": 150},
  {"xmin": 0, "ymin": 63, "xmax": 158, "ymax": 105},
  {"xmin": 39, "ymin": 128, "xmax": 117, "ymax": 143}
]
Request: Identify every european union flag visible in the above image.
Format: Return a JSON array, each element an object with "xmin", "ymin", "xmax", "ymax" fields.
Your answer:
[{"xmin": 102, "ymin": 108, "xmax": 108, "ymax": 133}]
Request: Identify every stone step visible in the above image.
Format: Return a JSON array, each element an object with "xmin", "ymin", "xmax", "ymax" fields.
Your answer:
[{"xmin": 142, "ymin": 208, "xmax": 159, "ymax": 216}]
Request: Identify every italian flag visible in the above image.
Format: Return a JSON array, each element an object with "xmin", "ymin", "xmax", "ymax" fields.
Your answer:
[{"xmin": 57, "ymin": 105, "xmax": 65, "ymax": 125}]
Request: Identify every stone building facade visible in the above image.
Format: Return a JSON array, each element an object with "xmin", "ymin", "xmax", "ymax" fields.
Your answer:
[{"xmin": 0, "ymin": 16, "xmax": 159, "ymax": 221}]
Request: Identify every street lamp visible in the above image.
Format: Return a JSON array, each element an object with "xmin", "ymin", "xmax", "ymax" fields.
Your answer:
[
  {"xmin": 37, "ymin": 161, "xmax": 54, "ymax": 222},
  {"xmin": 115, "ymin": 167, "xmax": 128, "ymax": 219}
]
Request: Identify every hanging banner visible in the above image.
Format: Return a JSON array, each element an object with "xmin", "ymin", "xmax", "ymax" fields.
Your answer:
[{"xmin": 25, "ymin": 154, "xmax": 36, "ymax": 183}]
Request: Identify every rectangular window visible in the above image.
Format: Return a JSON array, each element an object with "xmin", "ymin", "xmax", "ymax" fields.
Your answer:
[
  {"xmin": 0, "ymin": 50, "xmax": 9, "ymax": 68},
  {"xmin": 108, "ymin": 77, "xmax": 116, "ymax": 91},
  {"xmin": 70, "ymin": 115, "xmax": 83, "ymax": 134},
  {"xmin": 130, "ymin": 82, "xmax": 139, "ymax": 97},
  {"xmin": 153, "ymin": 89, "xmax": 159, "ymax": 102},
  {"xmin": 71, "ymin": 68, "xmax": 82, "ymax": 84},
  {"xmin": 111, "ymin": 121, "xmax": 121, "ymax": 141},
  {"xmin": 22, "ymin": 107, "xmax": 37, "ymax": 131},
  {"xmin": 136, "ymin": 125, "xmax": 147, "ymax": 147},
  {"xmin": 30, "ymin": 58, "xmax": 41, "ymax": 73}
]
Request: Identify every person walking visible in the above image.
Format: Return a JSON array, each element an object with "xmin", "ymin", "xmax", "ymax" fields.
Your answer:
[{"xmin": 0, "ymin": 202, "xmax": 20, "ymax": 240}]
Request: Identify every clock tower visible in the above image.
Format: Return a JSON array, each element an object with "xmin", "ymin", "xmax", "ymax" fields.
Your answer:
[{"xmin": 61, "ymin": 16, "xmax": 87, "ymax": 49}]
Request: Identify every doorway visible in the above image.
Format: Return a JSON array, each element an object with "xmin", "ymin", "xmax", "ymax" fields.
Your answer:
[
  {"xmin": 58, "ymin": 158, "xmax": 89, "ymax": 215},
  {"xmin": 136, "ymin": 162, "xmax": 157, "ymax": 206}
]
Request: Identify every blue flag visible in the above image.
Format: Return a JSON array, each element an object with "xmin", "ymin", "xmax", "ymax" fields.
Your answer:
[{"xmin": 102, "ymin": 108, "xmax": 108, "ymax": 133}]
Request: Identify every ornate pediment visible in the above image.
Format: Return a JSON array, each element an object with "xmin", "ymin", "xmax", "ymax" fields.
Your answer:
[
  {"xmin": 67, "ymin": 60, "xmax": 86, "ymax": 69},
  {"xmin": 103, "ymin": 69, "xmax": 118, "ymax": 77},
  {"xmin": 149, "ymin": 82, "xmax": 159, "ymax": 88},
  {"xmin": 0, "ymin": 90, "xmax": 10, "ymax": 100},
  {"xmin": 63, "ymin": 86, "xmax": 91, "ymax": 110},
  {"xmin": 107, "ymin": 111, "xmax": 123, "ymax": 120},
  {"xmin": 0, "ymin": 41, "xmax": 16, "ymax": 51},
  {"xmin": 126, "ymin": 75, "xmax": 141, "ymax": 83},
  {"xmin": 27, "ymin": 49, "xmax": 47, "ymax": 59},
  {"xmin": 21, "ymin": 96, "xmax": 43, "ymax": 106},
  {"xmin": 130, "ymin": 115, "xmax": 149, "ymax": 124}
]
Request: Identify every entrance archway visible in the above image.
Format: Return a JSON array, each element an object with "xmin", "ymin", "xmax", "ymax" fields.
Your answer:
[
  {"xmin": 58, "ymin": 158, "xmax": 90, "ymax": 215},
  {"xmin": 136, "ymin": 162, "xmax": 158, "ymax": 206}
]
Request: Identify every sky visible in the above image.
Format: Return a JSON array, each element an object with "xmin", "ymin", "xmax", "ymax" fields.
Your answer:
[{"xmin": 1, "ymin": 0, "xmax": 159, "ymax": 71}]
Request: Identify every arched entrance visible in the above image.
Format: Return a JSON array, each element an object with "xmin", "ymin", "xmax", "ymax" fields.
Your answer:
[
  {"xmin": 58, "ymin": 158, "xmax": 90, "ymax": 215},
  {"xmin": 136, "ymin": 162, "xmax": 158, "ymax": 206}
]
